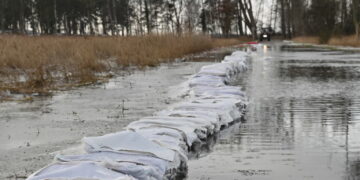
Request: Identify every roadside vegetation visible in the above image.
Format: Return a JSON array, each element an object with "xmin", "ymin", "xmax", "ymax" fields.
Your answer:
[
  {"xmin": 0, "ymin": 35, "xmax": 246, "ymax": 96},
  {"xmin": 275, "ymin": 0, "xmax": 360, "ymax": 46},
  {"xmin": 292, "ymin": 35, "xmax": 360, "ymax": 47}
]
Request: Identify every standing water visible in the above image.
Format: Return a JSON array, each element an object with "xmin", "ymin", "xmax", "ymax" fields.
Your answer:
[{"xmin": 188, "ymin": 42, "xmax": 360, "ymax": 180}]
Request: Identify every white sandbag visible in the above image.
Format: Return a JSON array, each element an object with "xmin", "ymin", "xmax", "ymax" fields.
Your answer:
[
  {"xmin": 142, "ymin": 116, "xmax": 216, "ymax": 133},
  {"xmin": 224, "ymin": 61, "xmax": 247, "ymax": 73},
  {"xmin": 106, "ymin": 162, "xmax": 161, "ymax": 180},
  {"xmin": 56, "ymin": 155, "xmax": 163, "ymax": 180},
  {"xmin": 133, "ymin": 129, "xmax": 188, "ymax": 159},
  {"xmin": 188, "ymin": 74, "xmax": 227, "ymax": 87},
  {"xmin": 192, "ymin": 98, "xmax": 244, "ymax": 113},
  {"xmin": 231, "ymin": 51, "xmax": 249, "ymax": 57},
  {"xmin": 190, "ymin": 98, "xmax": 245, "ymax": 118},
  {"xmin": 222, "ymin": 56, "xmax": 247, "ymax": 73},
  {"xmin": 127, "ymin": 117, "xmax": 205, "ymax": 146},
  {"xmin": 171, "ymin": 105, "xmax": 234, "ymax": 126},
  {"xmin": 155, "ymin": 110, "xmax": 221, "ymax": 132},
  {"xmin": 83, "ymin": 131, "xmax": 175, "ymax": 162},
  {"xmin": 221, "ymin": 61, "xmax": 241, "ymax": 74},
  {"xmin": 170, "ymin": 99, "xmax": 243, "ymax": 126},
  {"xmin": 197, "ymin": 63, "xmax": 235, "ymax": 78},
  {"xmin": 27, "ymin": 162, "xmax": 136, "ymax": 180},
  {"xmin": 56, "ymin": 151, "xmax": 174, "ymax": 177},
  {"xmin": 223, "ymin": 55, "xmax": 247, "ymax": 62},
  {"xmin": 190, "ymin": 86, "xmax": 246, "ymax": 99}
]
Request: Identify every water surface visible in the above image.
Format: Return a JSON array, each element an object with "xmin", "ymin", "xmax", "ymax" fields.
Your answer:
[{"xmin": 188, "ymin": 43, "xmax": 360, "ymax": 180}]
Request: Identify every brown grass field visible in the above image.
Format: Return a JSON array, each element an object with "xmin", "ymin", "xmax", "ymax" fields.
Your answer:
[
  {"xmin": 293, "ymin": 35, "xmax": 360, "ymax": 47},
  {"xmin": 292, "ymin": 36, "xmax": 320, "ymax": 44},
  {"xmin": 0, "ymin": 35, "xmax": 248, "ymax": 95}
]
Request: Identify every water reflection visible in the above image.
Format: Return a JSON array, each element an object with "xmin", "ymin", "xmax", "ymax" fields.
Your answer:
[
  {"xmin": 349, "ymin": 159, "xmax": 360, "ymax": 180},
  {"xmin": 187, "ymin": 43, "xmax": 360, "ymax": 179}
]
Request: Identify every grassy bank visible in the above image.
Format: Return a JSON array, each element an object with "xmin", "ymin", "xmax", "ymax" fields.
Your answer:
[
  {"xmin": 292, "ymin": 35, "xmax": 360, "ymax": 47},
  {"xmin": 0, "ymin": 35, "xmax": 247, "ymax": 96}
]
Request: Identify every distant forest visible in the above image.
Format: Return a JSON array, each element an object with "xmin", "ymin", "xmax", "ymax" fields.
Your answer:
[
  {"xmin": 278, "ymin": 0, "xmax": 360, "ymax": 42},
  {"xmin": 0, "ymin": 0, "xmax": 359, "ymax": 40},
  {"xmin": 0, "ymin": 0, "xmax": 257, "ymax": 37}
]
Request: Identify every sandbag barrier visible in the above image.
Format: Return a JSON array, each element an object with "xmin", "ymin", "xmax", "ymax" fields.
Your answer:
[{"xmin": 26, "ymin": 50, "xmax": 249, "ymax": 180}]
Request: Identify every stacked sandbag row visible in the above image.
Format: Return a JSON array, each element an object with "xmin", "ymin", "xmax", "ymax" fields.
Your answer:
[{"xmin": 26, "ymin": 50, "xmax": 249, "ymax": 180}]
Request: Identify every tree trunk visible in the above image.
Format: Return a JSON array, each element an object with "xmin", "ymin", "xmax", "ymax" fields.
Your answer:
[
  {"xmin": 285, "ymin": 0, "xmax": 292, "ymax": 38},
  {"xmin": 54, "ymin": 0, "xmax": 57, "ymax": 34},
  {"xmin": 0, "ymin": 0, "xmax": 5, "ymax": 32},
  {"xmin": 19, "ymin": 0, "xmax": 26, "ymax": 34},
  {"xmin": 144, "ymin": 0, "xmax": 151, "ymax": 34},
  {"xmin": 273, "ymin": 0, "xmax": 278, "ymax": 32},
  {"xmin": 200, "ymin": 8, "xmax": 207, "ymax": 33},
  {"xmin": 238, "ymin": 0, "xmax": 257, "ymax": 39},
  {"xmin": 279, "ymin": 0, "xmax": 287, "ymax": 38},
  {"xmin": 112, "ymin": 0, "xmax": 118, "ymax": 35},
  {"xmin": 236, "ymin": 1, "xmax": 244, "ymax": 35},
  {"xmin": 341, "ymin": 0, "xmax": 347, "ymax": 32},
  {"xmin": 353, "ymin": 0, "xmax": 360, "ymax": 39}
]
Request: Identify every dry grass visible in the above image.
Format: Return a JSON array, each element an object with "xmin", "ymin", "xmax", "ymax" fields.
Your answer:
[
  {"xmin": 0, "ymin": 34, "xmax": 245, "ymax": 94},
  {"xmin": 293, "ymin": 35, "xmax": 360, "ymax": 47},
  {"xmin": 211, "ymin": 37, "xmax": 252, "ymax": 47},
  {"xmin": 292, "ymin": 36, "xmax": 320, "ymax": 44},
  {"xmin": 328, "ymin": 35, "xmax": 360, "ymax": 47}
]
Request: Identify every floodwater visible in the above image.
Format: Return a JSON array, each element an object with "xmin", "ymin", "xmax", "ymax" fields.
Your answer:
[{"xmin": 188, "ymin": 43, "xmax": 360, "ymax": 180}]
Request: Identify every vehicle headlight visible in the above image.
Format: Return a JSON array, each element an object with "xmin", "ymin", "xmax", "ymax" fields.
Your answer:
[{"xmin": 263, "ymin": 34, "xmax": 268, "ymax": 38}]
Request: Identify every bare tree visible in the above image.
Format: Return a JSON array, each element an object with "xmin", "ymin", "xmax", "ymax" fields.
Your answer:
[
  {"xmin": 238, "ymin": 0, "xmax": 257, "ymax": 39},
  {"xmin": 218, "ymin": 0, "xmax": 236, "ymax": 36},
  {"xmin": 184, "ymin": 0, "xmax": 200, "ymax": 33}
]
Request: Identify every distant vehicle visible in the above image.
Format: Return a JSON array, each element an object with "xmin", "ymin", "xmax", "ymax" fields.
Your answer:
[{"xmin": 259, "ymin": 27, "xmax": 273, "ymax": 42}]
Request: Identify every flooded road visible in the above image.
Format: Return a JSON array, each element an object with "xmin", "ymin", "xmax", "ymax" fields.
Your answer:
[
  {"xmin": 0, "ymin": 46, "xmax": 237, "ymax": 179},
  {"xmin": 0, "ymin": 61, "xmax": 216, "ymax": 179},
  {"xmin": 188, "ymin": 43, "xmax": 360, "ymax": 180}
]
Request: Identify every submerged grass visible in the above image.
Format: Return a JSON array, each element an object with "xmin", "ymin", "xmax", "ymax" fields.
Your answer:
[{"xmin": 0, "ymin": 34, "xmax": 247, "ymax": 95}]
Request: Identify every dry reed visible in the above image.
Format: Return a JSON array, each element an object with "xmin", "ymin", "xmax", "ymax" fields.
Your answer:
[
  {"xmin": 292, "ymin": 36, "xmax": 320, "ymax": 44},
  {"xmin": 328, "ymin": 35, "xmax": 360, "ymax": 47},
  {"xmin": 293, "ymin": 35, "xmax": 360, "ymax": 47},
  {"xmin": 0, "ymin": 34, "xmax": 244, "ymax": 94}
]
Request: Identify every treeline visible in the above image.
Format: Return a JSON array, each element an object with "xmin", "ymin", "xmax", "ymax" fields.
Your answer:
[
  {"xmin": 274, "ymin": 0, "xmax": 360, "ymax": 42},
  {"xmin": 0, "ymin": 0, "xmax": 258, "ymax": 37}
]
